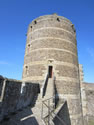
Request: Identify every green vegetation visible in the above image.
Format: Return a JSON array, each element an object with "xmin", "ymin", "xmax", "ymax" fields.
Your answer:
[{"xmin": 88, "ymin": 120, "xmax": 94, "ymax": 125}]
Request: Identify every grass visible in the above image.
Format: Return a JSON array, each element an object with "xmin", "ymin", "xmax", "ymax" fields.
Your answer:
[{"xmin": 88, "ymin": 120, "xmax": 94, "ymax": 125}]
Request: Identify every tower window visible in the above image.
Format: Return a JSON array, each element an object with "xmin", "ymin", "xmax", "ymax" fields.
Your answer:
[
  {"xmin": 34, "ymin": 20, "xmax": 37, "ymax": 24},
  {"xmin": 71, "ymin": 24, "xmax": 76, "ymax": 33},
  {"xmin": 57, "ymin": 18, "xmax": 60, "ymax": 22},
  {"xmin": 30, "ymin": 26, "xmax": 32, "ymax": 31},
  {"xmin": 27, "ymin": 44, "xmax": 30, "ymax": 53},
  {"xmin": 25, "ymin": 66, "xmax": 28, "ymax": 75},
  {"xmin": 25, "ymin": 66, "xmax": 28, "ymax": 68},
  {"xmin": 28, "ymin": 44, "xmax": 30, "ymax": 47},
  {"xmin": 48, "ymin": 66, "xmax": 53, "ymax": 78}
]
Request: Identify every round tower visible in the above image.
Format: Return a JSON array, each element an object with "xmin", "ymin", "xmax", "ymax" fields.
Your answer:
[{"xmin": 22, "ymin": 14, "xmax": 83, "ymax": 125}]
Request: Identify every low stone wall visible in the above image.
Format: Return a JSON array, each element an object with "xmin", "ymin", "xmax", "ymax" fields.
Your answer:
[{"xmin": 0, "ymin": 76, "xmax": 40, "ymax": 122}]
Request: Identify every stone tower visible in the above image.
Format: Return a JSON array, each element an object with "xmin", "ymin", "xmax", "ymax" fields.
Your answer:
[{"xmin": 22, "ymin": 14, "xmax": 83, "ymax": 125}]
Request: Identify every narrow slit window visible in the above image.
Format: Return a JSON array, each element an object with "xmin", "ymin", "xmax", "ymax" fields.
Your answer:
[
  {"xmin": 48, "ymin": 66, "xmax": 53, "ymax": 78},
  {"xmin": 28, "ymin": 44, "xmax": 30, "ymax": 47},
  {"xmin": 57, "ymin": 18, "xmax": 60, "ymax": 22},
  {"xmin": 25, "ymin": 66, "xmax": 28, "ymax": 75},
  {"xmin": 71, "ymin": 24, "xmax": 76, "ymax": 33},
  {"xmin": 30, "ymin": 26, "xmax": 32, "ymax": 31},
  {"xmin": 34, "ymin": 20, "xmax": 37, "ymax": 24},
  {"xmin": 28, "ymin": 44, "xmax": 30, "ymax": 53}
]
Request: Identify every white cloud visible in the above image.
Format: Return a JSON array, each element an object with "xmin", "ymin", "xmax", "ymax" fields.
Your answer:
[
  {"xmin": 87, "ymin": 48, "xmax": 94, "ymax": 62},
  {"xmin": 0, "ymin": 61, "xmax": 9, "ymax": 65}
]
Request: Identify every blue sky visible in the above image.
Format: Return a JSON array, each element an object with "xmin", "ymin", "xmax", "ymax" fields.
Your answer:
[{"xmin": 0, "ymin": 0, "xmax": 94, "ymax": 82}]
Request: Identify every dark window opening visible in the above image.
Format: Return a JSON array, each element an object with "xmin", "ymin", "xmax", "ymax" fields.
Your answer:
[
  {"xmin": 48, "ymin": 66, "xmax": 53, "ymax": 78},
  {"xmin": 30, "ymin": 26, "xmax": 32, "ymax": 31},
  {"xmin": 57, "ymin": 18, "xmax": 60, "ymax": 22},
  {"xmin": 34, "ymin": 20, "xmax": 37, "ymax": 24},
  {"xmin": 25, "ymin": 66, "xmax": 28, "ymax": 69},
  {"xmin": 25, "ymin": 66, "xmax": 28, "ymax": 75},
  {"xmin": 71, "ymin": 24, "xmax": 76, "ymax": 33},
  {"xmin": 28, "ymin": 44, "xmax": 30, "ymax": 47}
]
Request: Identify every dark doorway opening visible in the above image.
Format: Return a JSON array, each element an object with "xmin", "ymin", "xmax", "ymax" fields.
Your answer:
[{"xmin": 48, "ymin": 66, "xmax": 53, "ymax": 78}]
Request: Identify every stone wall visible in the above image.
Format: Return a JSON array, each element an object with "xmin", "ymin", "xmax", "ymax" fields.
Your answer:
[
  {"xmin": 0, "ymin": 77, "xmax": 40, "ymax": 122},
  {"xmin": 22, "ymin": 14, "xmax": 78, "ymax": 82},
  {"xmin": 83, "ymin": 83, "xmax": 94, "ymax": 125},
  {"xmin": 79, "ymin": 64, "xmax": 94, "ymax": 125}
]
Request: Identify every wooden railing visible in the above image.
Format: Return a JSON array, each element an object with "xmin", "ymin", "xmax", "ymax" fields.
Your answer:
[{"xmin": 41, "ymin": 96, "xmax": 67, "ymax": 125}]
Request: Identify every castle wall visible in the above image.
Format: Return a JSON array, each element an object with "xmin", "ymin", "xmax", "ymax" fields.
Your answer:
[
  {"xmin": 83, "ymin": 83, "xmax": 94, "ymax": 124},
  {"xmin": 22, "ymin": 14, "xmax": 83, "ymax": 125},
  {"xmin": 0, "ymin": 77, "xmax": 39, "ymax": 122}
]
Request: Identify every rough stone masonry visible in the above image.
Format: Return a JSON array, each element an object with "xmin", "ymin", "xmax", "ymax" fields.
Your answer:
[{"xmin": 22, "ymin": 14, "xmax": 83, "ymax": 125}]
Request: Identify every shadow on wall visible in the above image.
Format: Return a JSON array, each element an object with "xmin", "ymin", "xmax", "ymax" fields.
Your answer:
[
  {"xmin": 53, "ymin": 101, "xmax": 71, "ymax": 125},
  {"xmin": 42, "ymin": 74, "xmax": 49, "ymax": 97},
  {"xmin": 0, "ymin": 77, "xmax": 40, "ymax": 122},
  {"xmin": 0, "ymin": 106, "xmax": 39, "ymax": 125},
  {"xmin": 54, "ymin": 82, "xmax": 59, "ymax": 108},
  {"xmin": 53, "ymin": 80, "xmax": 71, "ymax": 125}
]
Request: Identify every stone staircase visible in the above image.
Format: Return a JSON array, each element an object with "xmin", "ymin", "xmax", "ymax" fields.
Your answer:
[
  {"xmin": 32, "ymin": 94, "xmax": 44, "ymax": 125},
  {"xmin": 44, "ymin": 78, "xmax": 54, "ymax": 100},
  {"xmin": 31, "ymin": 78, "xmax": 55, "ymax": 125}
]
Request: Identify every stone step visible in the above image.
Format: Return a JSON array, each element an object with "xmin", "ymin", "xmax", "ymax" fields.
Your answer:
[
  {"xmin": 31, "ymin": 94, "xmax": 45, "ymax": 125},
  {"xmin": 30, "ymin": 77, "xmax": 56, "ymax": 125},
  {"xmin": 32, "ymin": 101, "xmax": 44, "ymax": 125},
  {"xmin": 44, "ymin": 78, "xmax": 54, "ymax": 100}
]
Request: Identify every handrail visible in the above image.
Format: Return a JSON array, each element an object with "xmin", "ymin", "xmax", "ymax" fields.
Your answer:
[
  {"xmin": 50, "ymin": 110, "xmax": 67, "ymax": 125},
  {"xmin": 42, "ymin": 96, "xmax": 55, "ymax": 102},
  {"xmin": 41, "ymin": 96, "xmax": 67, "ymax": 125}
]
